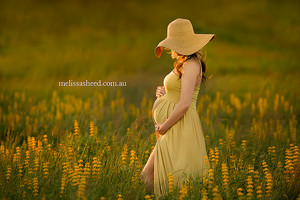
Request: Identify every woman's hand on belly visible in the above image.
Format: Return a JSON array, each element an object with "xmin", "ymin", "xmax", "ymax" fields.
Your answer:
[
  {"xmin": 155, "ymin": 123, "xmax": 168, "ymax": 135},
  {"xmin": 156, "ymin": 86, "xmax": 166, "ymax": 98}
]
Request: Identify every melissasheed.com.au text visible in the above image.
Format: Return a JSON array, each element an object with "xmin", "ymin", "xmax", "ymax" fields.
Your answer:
[{"xmin": 58, "ymin": 80, "xmax": 127, "ymax": 87}]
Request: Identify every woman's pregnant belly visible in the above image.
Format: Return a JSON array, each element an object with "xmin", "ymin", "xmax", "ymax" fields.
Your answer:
[{"xmin": 152, "ymin": 97, "xmax": 165, "ymax": 125}]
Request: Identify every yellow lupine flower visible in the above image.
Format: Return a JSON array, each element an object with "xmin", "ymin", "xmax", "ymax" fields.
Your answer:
[
  {"xmin": 212, "ymin": 186, "xmax": 222, "ymax": 200},
  {"xmin": 256, "ymin": 185, "xmax": 263, "ymax": 199},
  {"xmin": 90, "ymin": 121, "xmax": 95, "ymax": 137},
  {"xmin": 201, "ymin": 187, "xmax": 208, "ymax": 200},
  {"xmin": 168, "ymin": 173, "xmax": 174, "ymax": 193},
  {"xmin": 74, "ymin": 120, "xmax": 80, "ymax": 136},
  {"xmin": 144, "ymin": 194, "xmax": 152, "ymax": 200},
  {"xmin": 6, "ymin": 166, "xmax": 11, "ymax": 180},
  {"xmin": 117, "ymin": 194, "xmax": 123, "ymax": 200},
  {"xmin": 130, "ymin": 150, "xmax": 137, "ymax": 167},
  {"xmin": 33, "ymin": 177, "xmax": 39, "ymax": 197},
  {"xmin": 237, "ymin": 187, "xmax": 244, "ymax": 196},
  {"xmin": 178, "ymin": 182, "xmax": 188, "ymax": 199}
]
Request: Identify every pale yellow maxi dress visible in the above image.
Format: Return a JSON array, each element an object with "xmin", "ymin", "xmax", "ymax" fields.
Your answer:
[{"xmin": 152, "ymin": 70, "xmax": 210, "ymax": 198}]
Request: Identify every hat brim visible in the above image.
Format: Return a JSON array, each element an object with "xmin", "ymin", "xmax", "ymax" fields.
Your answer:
[{"xmin": 155, "ymin": 34, "xmax": 215, "ymax": 58}]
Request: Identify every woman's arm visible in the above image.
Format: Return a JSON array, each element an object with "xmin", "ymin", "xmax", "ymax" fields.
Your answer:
[{"xmin": 161, "ymin": 60, "xmax": 200, "ymax": 132}]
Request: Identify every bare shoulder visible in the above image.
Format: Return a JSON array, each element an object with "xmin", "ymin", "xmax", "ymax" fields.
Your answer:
[{"xmin": 182, "ymin": 58, "xmax": 200, "ymax": 75}]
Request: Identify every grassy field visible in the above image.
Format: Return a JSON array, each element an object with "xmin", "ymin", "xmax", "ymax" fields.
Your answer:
[{"xmin": 0, "ymin": 0, "xmax": 299, "ymax": 199}]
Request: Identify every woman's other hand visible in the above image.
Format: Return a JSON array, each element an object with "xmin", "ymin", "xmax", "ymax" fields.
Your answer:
[
  {"xmin": 155, "ymin": 123, "xmax": 168, "ymax": 135},
  {"xmin": 156, "ymin": 86, "xmax": 166, "ymax": 98}
]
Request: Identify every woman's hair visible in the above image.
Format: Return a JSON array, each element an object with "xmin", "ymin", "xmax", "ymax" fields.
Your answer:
[{"xmin": 166, "ymin": 48, "xmax": 211, "ymax": 84}]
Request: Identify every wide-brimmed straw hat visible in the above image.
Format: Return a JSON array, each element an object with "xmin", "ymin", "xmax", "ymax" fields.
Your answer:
[{"xmin": 155, "ymin": 18, "xmax": 215, "ymax": 58}]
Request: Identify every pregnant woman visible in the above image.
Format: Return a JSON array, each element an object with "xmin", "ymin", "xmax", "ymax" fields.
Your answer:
[{"xmin": 140, "ymin": 18, "xmax": 215, "ymax": 198}]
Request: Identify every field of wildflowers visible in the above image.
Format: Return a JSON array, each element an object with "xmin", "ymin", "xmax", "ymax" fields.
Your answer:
[{"xmin": 0, "ymin": 89, "xmax": 299, "ymax": 199}]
